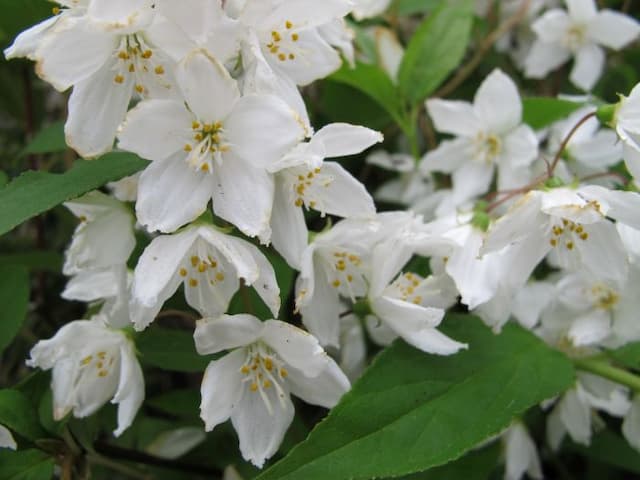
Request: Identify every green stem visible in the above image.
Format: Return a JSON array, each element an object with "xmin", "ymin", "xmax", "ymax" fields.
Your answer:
[
  {"xmin": 403, "ymin": 108, "xmax": 421, "ymax": 161},
  {"xmin": 573, "ymin": 357, "xmax": 640, "ymax": 392}
]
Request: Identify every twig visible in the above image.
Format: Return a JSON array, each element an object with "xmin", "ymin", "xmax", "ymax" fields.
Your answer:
[
  {"xmin": 434, "ymin": 0, "xmax": 532, "ymax": 98},
  {"xmin": 548, "ymin": 111, "xmax": 596, "ymax": 174}
]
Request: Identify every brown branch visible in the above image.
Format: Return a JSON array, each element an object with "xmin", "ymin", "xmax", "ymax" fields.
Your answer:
[
  {"xmin": 434, "ymin": 0, "xmax": 532, "ymax": 98},
  {"xmin": 548, "ymin": 111, "xmax": 596, "ymax": 174}
]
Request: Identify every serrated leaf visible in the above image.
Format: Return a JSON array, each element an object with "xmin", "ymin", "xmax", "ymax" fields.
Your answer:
[
  {"xmin": 0, "ymin": 265, "xmax": 29, "ymax": 354},
  {"xmin": 330, "ymin": 62, "xmax": 406, "ymax": 127},
  {"xmin": 22, "ymin": 122, "xmax": 66, "ymax": 156},
  {"xmin": 397, "ymin": 0, "xmax": 474, "ymax": 106},
  {"xmin": 522, "ymin": 97, "xmax": 585, "ymax": 130},
  {"xmin": 137, "ymin": 327, "xmax": 212, "ymax": 372},
  {"xmin": 0, "ymin": 449, "xmax": 55, "ymax": 480},
  {"xmin": 0, "ymin": 151, "xmax": 148, "ymax": 236},
  {"xmin": 256, "ymin": 316, "xmax": 574, "ymax": 480},
  {"xmin": 0, "ymin": 390, "xmax": 47, "ymax": 441}
]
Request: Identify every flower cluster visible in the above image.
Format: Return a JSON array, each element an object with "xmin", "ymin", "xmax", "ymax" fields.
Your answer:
[{"xmin": 5, "ymin": 0, "xmax": 640, "ymax": 477}]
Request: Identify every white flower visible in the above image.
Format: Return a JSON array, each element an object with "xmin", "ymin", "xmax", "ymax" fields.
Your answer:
[
  {"xmin": 296, "ymin": 212, "xmax": 418, "ymax": 347},
  {"xmin": 503, "ymin": 422, "xmax": 543, "ymax": 480},
  {"xmin": 364, "ymin": 232, "xmax": 465, "ymax": 355},
  {"xmin": 130, "ymin": 224, "xmax": 280, "ymax": 331},
  {"xmin": 27, "ymin": 316, "xmax": 144, "ymax": 437},
  {"xmin": 623, "ymin": 395, "xmax": 640, "ymax": 452},
  {"xmin": 195, "ymin": 314, "xmax": 350, "ymax": 468},
  {"xmin": 26, "ymin": 1, "xmax": 181, "ymax": 157},
  {"xmin": 483, "ymin": 185, "xmax": 640, "ymax": 285},
  {"xmin": 63, "ymin": 191, "xmax": 135, "ymax": 275},
  {"xmin": 107, "ymin": 173, "xmax": 140, "ymax": 202},
  {"xmin": 420, "ymin": 69, "xmax": 538, "ymax": 208},
  {"xmin": 525, "ymin": 0, "xmax": 640, "ymax": 91},
  {"xmin": 547, "ymin": 106, "xmax": 622, "ymax": 181},
  {"xmin": 547, "ymin": 373, "xmax": 630, "ymax": 449},
  {"xmin": 269, "ymin": 123, "xmax": 381, "ymax": 268},
  {"xmin": 0, "ymin": 425, "xmax": 16, "ymax": 450},
  {"xmin": 118, "ymin": 50, "xmax": 304, "ymax": 238}
]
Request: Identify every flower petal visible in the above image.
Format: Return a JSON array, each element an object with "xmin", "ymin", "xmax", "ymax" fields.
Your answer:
[
  {"xmin": 286, "ymin": 359, "xmax": 350, "ymax": 408},
  {"xmin": 194, "ymin": 315, "xmax": 263, "ymax": 355},
  {"xmin": 474, "ymin": 69, "xmax": 522, "ymax": 134},
  {"xmin": 200, "ymin": 349, "xmax": 245, "ymax": 430},
  {"xmin": 570, "ymin": 44, "xmax": 604, "ymax": 91},
  {"xmin": 425, "ymin": 99, "xmax": 481, "ymax": 137},
  {"xmin": 112, "ymin": 341, "xmax": 144, "ymax": 437},
  {"xmin": 588, "ymin": 10, "xmax": 640, "ymax": 50},
  {"xmin": 262, "ymin": 320, "xmax": 328, "ymax": 377}
]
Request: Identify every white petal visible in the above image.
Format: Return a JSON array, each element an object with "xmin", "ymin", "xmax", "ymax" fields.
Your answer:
[
  {"xmin": 568, "ymin": 310, "xmax": 611, "ymax": 346},
  {"xmin": 4, "ymin": 16, "xmax": 58, "ymax": 60},
  {"xmin": 419, "ymin": 138, "xmax": 472, "ymax": 174},
  {"xmin": 262, "ymin": 320, "xmax": 329, "ymax": 377},
  {"xmin": 117, "ymin": 99, "xmax": 192, "ymax": 161},
  {"xmin": 87, "ymin": 0, "xmax": 154, "ymax": 33},
  {"xmin": 570, "ymin": 44, "xmax": 604, "ymax": 91},
  {"xmin": 0, "ymin": 425, "xmax": 16, "ymax": 450},
  {"xmin": 200, "ymin": 349, "xmax": 245, "ymax": 430},
  {"xmin": 504, "ymin": 423, "xmax": 543, "ymax": 480},
  {"xmin": 311, "ymin": 123, "xmax": 383, "ymax": 158},
  {"xmin": 195, "ymin": 315, "xmax": 263, "ymax": 355},
  {"xmin": 225, "ymin": 95, "xmax": 304, "ymax": 169},
  {"xmin": 566, "ymin": 0, "xmax": 597, "ymax": 23},
  {"xmin": 474, "ymin": 69, "xmax": 522, "ymax": 134},
  {"xmin": 622, "ymin": 396, "xmax": 640, "ymax": 452},
  {"xmin": 298, "ymin": 269, "xmax": 342, "ymax": 348},
  {"xmin": 559, "ymin": 387, "xmax": 592, "ymax": 445},
  {"xmin": 425, "ymin": 99, "xmax": 481, "ymax": 137},
  {"xmin": 286, "ymin": 359, "xmax": 350, "ymax": 408},
  {"xmin": 588, "ymin": 10, "xmax": 640, "ymax": 50},
  {"xmin": 212, "ymin": 156, "xmax": 274, "ymax": 241},
  {"xmin": 65, "ymin": 60, "xmax": 132, "ymax": 158},
  {"xmin": 232, "ymin": 385, "xmax": 294, "ymax": 468},
  {"xmin": 501, "ymin": 125, "xmax": 539, "ymax": 168},
  {"xmin": 524, "ymin": 40, "xmax": 571, "ymax": 78},
  {"xmin": 270, "ymin": 179, "xmax": 308, "ymax": 269},
  {"xmin": 136, "ymin": 154, "xmax": 215, "ymax": 233},
  {"xmin": 146, "ymin": 427, "xmax": 206, "ymax": 460},
  {"xmin": 576, "ymin": 221, "xmax": 628, "ymax": 285},
  {"xmin": 62, "ymin": 268, "xmax": 119, "ymax": 302},
  {"xmin": 35, "ymin": 17, "xmax": 116, "ymax": 91},
  {"xmin": 177, "ymin": 50, "xmax": 240, "ymax": 122},
  {"xmin": 130, "ymin": 228, "xmax": 199, "ymax": 330},
  {"xmin": 451, "ymin": 161, "xmax": 494, "ymax": 202},
  {"xmin": 112, "ymin": 341, "xmax": 144, "ymax": 437},
  {"xmin": 308, "ymin": 162, "xmax": 375, "ymax": 218}
]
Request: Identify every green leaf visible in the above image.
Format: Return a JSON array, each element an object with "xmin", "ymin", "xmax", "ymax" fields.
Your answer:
[
  {"xmin": 608, "ymin": 342, "xmax": 640, "ymax": 371},
  {"xmin": 0, "ymin": 265, "xmax": 29, "ymax": 354},
  {"xmin": 0, "ymin": 0, "xmax": 51, "ymax": 47},
  {"xmin": 0, "ymin": 151, "xmax": 148, "ymax": 236},
  {"xmin": 256, "ymin": 316, "xmax": 574, "ymax": 480},
  {"xmin": 137, "ymin": 327, "xmax": 212, "ymax": 372},
  {"xmin": 393, "ymin": 0, "xmax": 442, "ymax": 15},
  {"xmin": 330, "ymin": 62, "xmax": 406, "ymax": 127},
  {"xmin": 22, "ymin": 122, "xmax": 66, "ymax": 156},
  {"xmin": 147, "ymin": 389, "xmax": 200, "ymax": 420},
  {"xmin": 0, "ymin": 251, "xmax": 63, "ymax": 272},
  {"xmin": 0, "ymin": 449, "xmax": 55, "ymax": 480},
  {"xmin": 0, "ymin": 389, "xmax": 47, "ymax": 441},
  {"xmin": 397, "ymin": 0, "xmax": 474, "ymax": 106},
  {"xmin": 570, "ymin": 429, "xmax": 640, "ymax": 474},
  {"xmin": 522, "ymin": 97, "xmax": 585, "ymax": 130},
  {"xmin": 399, "ymin": 444, "xmax": 499, "ymax": 479}
]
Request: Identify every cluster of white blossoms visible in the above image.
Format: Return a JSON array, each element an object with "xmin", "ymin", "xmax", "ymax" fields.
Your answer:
[{"xmin": 5, "ymin": 0, "xmax": 640, "ymax": 476}]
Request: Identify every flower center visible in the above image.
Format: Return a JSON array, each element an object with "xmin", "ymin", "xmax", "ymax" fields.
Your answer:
[
  {"xmin": 474, "ymin": 133, "xmax": 502, "ymax": 164},
  {"xmin": 240, "ymin": 343, "xmax": 288, "ymax": 415},
  {"xmin": 388, "ymin": 272, "xmax": 424, "ymax": 305},
  {"xmin": 265, "ymin": 20, "xmax": 302, "ymax": 63},
  {"xmin": 590, "ymin": 284, "xmax": 619, "ymax": 310},
  {"xmin": 290, "ymin": 166, "xmax": 332, "ymax": 211},
  {"xmin": 326, "ymin": 250, "xmax": 368, "ymax": 299},
  {"xmin": 549, "ymin": 218, "xmax": 589, "ymax": 250},
  {"xmin": 113, "ymin": 34, "xmax": 169, "ymax": 96},
  {"xmin": 79, "ymin": 349, "xmax": 116, "ymax": 379},
  {"xmin": 183, "ymin": 120, "xmax": 230, "ymax": 173},
  {"xmin": 564, "ymin": 24, "xmax": 587, "ymax": 51},
  {"xmin": 179, "ymin": 253, "xmax": 227, "ymax": 289}
]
